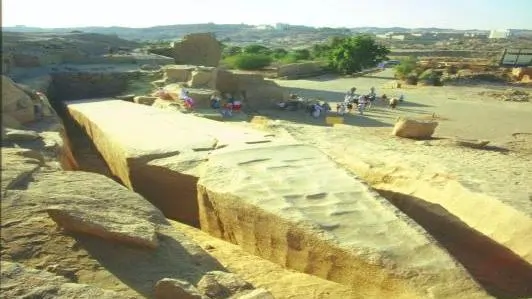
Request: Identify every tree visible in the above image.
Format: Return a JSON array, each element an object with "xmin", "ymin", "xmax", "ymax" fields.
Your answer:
[
  {"xmin": 243, "ymin": 44, "xmax": 272, "ymax": 55},
  {"xmin": 327, "ymin": 35, "xmax": 390, "ymax": 74},
  {"xmin": 311, "ymin": 44, "xmax": 331, "ymax": 59}
]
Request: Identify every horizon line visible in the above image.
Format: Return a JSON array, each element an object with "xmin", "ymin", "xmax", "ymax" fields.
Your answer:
[{"xmin": 2, "ymin": 22, "xmax": 526, "ymax": 32}]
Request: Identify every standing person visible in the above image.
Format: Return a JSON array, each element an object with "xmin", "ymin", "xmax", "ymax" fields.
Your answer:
[{"xmin": 345, "ymin": 87, "xmax": 356, "ymax": 102}]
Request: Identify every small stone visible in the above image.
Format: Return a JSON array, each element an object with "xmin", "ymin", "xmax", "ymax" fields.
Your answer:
[
  {"xmin": 154, "ymin": 278, "xmax": 204, "ymax": 299},
  {"xmin": 197, "ymin": 271, "xmax": 253, "ymax": 299}
]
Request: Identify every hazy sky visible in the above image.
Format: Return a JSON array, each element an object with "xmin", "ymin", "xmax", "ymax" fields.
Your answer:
[{"xmin": 2, "ymin": 0, "xmax": 532, "ymax": 30}]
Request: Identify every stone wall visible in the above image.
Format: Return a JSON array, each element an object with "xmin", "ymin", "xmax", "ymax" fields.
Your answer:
[
  {"xmin": 277, "ymin": 62, "xmax": 325, "ymax": 79},
  {"xmin": 162, "ymin": 66, "xmax": 287, "ymax": 109}
]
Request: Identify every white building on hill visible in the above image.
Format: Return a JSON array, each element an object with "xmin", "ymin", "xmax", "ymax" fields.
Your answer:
[{"xmin": 489, "ymin": 29, "xmax": 511, "ymax": 39}]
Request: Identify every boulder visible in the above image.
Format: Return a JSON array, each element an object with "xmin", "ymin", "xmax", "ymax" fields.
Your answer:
[
  {"xmin": 47, "ymin": 204, "xmax": 159, "ymax": 249},
  {"xmin": 392, "ymin": 117, "xmax": 438, "ymax": 139},
  {"xmin": 0, "ymin": 261, "xmax": 129, "ymax": 299},
  {"xmin": 154, "ymin": 278, "xmax": 205, "ymax": 299},
  {"xmin": 2, "ymin": 75, "xmax": 36, "ymax": 124},
  {"xmin": 197, "ymin": 271, "xmax": 253, "ymax": 299},
  {"xmin": 134, "ymin": 95, "xmax": 158, "ymax": 105}
]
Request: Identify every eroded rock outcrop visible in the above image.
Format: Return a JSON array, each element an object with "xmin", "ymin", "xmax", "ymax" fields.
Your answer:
[
  {"xmin": 1, "ymin": 167, "xmax": 229, "ymax": 298},
  {"xmin": 1, "ymin": 75, "xmax": 78, "ymax": 170}
]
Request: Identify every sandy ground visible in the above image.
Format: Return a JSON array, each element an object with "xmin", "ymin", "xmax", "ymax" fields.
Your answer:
[{"xmin": 272, "ymin": 68, "xmax": 532, "ymax": 144}]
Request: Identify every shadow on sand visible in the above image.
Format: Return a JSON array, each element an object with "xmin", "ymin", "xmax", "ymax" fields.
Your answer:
[
  {"xmin": 377, "ymin": 189, "xmax": 532, "ymax": 299},
  {"xmin": 255, "ymin": 108, "xmax": 393, "ymax": 128}
]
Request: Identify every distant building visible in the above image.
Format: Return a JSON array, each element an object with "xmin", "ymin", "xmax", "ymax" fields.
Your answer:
[
  {"xmin": 254, "ymin": 25, "xmax": 273, "ymax": 30},
  {"xmin": 275, "ymin": 23, "xmax": 290, "ymax": 30},
  {"xmin": 489, "ymin": 29, "xmax": 511, "ymax": 39},
  {"xmin": 391, "ymin": 35, "xmax": 406, "ymax": 41}
]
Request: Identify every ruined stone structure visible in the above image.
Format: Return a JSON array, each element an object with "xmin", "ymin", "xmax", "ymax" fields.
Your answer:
[
  {"xmin": 150, "ymin": 33, "xmax": 223, "ymax": 67},
  {"xmin": 161, "ymin": 65, "xmax": 287, "ymax": 109}
]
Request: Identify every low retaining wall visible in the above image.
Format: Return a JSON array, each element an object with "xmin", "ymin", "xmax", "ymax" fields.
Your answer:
[{"xmin": 277, "ymin": 62, "xmax": 325, "ymax": 79}]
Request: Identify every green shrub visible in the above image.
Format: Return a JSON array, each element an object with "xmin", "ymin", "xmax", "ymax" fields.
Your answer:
[
  {"xmin": 394, "ymin": 56, "xmax": 418, "ymax": 80},
  {"xmin": 278, "ymin": 53, "xmax": 300, "ymax": 64},
  {"xmin": 225, "ymin": 54, "xmax": 273, "ymax": 70},
  {"xmin": 272, "ymin": 48, "xmax": 288, "ymax": 59}
]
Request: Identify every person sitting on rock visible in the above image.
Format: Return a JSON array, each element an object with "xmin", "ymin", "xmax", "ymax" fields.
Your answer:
[
  {"xmin": 183, "ymin": 91, "xmax": 195, "ymax": 110},
  {"xmin": 346, "ymin": 102, "xmax": 353, "ymax": 113},
  {"xmin": 321, "ymin": 102, "xmax": 331, "ymax": 114},
  {"xmin": 210, "ymin": 94, "xmax": 221, "ymax": 109},
  {"xmin": 233, "ymin": 98, "xmax": 242, "ymax": 112},
  {"xmin": 338, "ymin": 102, "xmax": 347, "ymax": 115},
  {"xmin": 311, "ymin": 103, "xmax": 323, "ymax": 118},
  {"xmin": 225, "ymin": 93, "xmax": 235, "ymax": 104}
]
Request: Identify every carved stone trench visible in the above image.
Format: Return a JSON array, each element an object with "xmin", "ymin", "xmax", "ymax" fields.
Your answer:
[{"xmin": 46, "ymin": 73, "xmax": 532, "ymax": 299}]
